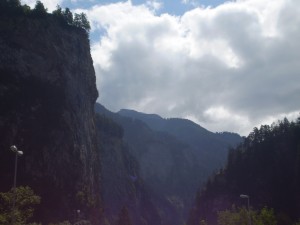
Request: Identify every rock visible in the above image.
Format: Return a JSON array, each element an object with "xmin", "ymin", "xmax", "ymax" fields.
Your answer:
[{"xmin": 0, "ymin": 14, "xmax": 101, "ymax": 223}]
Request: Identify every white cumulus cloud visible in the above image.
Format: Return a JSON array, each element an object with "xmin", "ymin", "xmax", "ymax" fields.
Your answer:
[{"xmin": 86, "ymin": 0, "xmax": 300, "ymax": 135}]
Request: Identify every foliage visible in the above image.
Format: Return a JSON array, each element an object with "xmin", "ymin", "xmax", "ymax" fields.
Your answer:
[
  {"xmin": 0, "ymin": 186, "xmax": 41, "ymax": 225},
  {"xmin": 52, "ymin": 4, "xmax": 64, "ymax": 20},
  {"xmin": 31, "ymin": 0, "xmax": 47, "ymax": 17},
  {"xmin": 63, "ymin": 7, "xmax": 73, "ymax": 25},
  {"xmin": 256, "ymin": 207, "xmax": 277, "ymax": 225},
  {"xmin": 0, "ymin": 0, "xmax": 22, "ymax": 14},
  {"xmin": 74, "ymin": 12, "xmax": 91, "ymax": 33},
  {"xmin": 117, "ymin": 206, "xmax": 132, "ymax": 225},
  {"xmin": 53, "ymin": 6, "xmax": 91, "ymax": 32},
  {"xmin": 188, "ymin": 116, "xmax": 300, "ymax": 225},
  {"xmin": 199, "ymin": 220, "xmax": 208, "ymax": 225},
  {"xmin": 294, "ymin": 220, "xmax": 300, "ymax": 225},
  {"xmin": 218, "ymin": 206, "xmax": 276, "ymax": 225},
  {"xmin": 74, "ymin": 220, "xmax": 92, "ymax": 225},
  {"xmin": 0, "ymin": 1, "xmax": 91, "ymax": 34},
  {"xmin": 49, "ymin": 221, "xmax": 72, "ymax": 225},
  {"xmin": 103, "ymin": 218, "xmax": 111, "ymax": 225}
]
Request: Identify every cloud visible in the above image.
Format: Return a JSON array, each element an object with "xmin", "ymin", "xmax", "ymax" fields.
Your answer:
[
  {"xmin": 181, "ymin": 0, "xmax": 200, "ymax": 7},
  {"xmin": 146, "ymin": 0, "xmax": 163, "ymax": 12},
  {"xmin": 86, "ymin": 0, "xmax": 300, "ymax": 135}
]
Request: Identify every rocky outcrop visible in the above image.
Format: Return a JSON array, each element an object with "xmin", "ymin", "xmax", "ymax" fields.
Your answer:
[{"xmin": 0, "ymin": 14, "xmax": 101, "ymax": 223}]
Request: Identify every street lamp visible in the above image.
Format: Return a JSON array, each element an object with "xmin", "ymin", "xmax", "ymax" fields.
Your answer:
[
  {"xmin": 10, "ymin": 145, "xmax": 23, "ymax": 225},
  {"xmin": 240, "ymin": 194, "xmax": 251, "ymax": 225}
]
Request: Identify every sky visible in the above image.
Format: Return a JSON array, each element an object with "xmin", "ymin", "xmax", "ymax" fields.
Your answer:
[{"xmin": 21, "ymin": 0, "xmax": 300, "ymax": 136}]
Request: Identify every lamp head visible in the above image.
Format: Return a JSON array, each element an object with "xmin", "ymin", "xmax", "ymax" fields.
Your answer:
[
  {"xmin": 10, "ymin": 145, "xmax": 23, "ymax": 156},
  {"xmin": 17, "ymin": 151, "xmax": 23, "ymax": 156},
  {"xmin": 10, "ymin": 145, "xmax": 18, "ymax": 153},
  {"xmin": 240, "ymin": 194, "xmax": 249, "ymax": 198}
]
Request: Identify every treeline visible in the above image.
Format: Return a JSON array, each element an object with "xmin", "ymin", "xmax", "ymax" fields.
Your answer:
[
  {"xmin": 0, "ymin": 0, "xmax": 91, "ymax": 33},
  {"xmin": 188, "ymin": 116, "xmax": 300, "ymax": 225}
]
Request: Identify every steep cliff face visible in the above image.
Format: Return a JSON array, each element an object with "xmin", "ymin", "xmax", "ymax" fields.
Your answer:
[
  {"xmin": 0, "ymin": 14, "xmax": 101, "ymax": 223},
  {"xmin": 95, "ymin": 114, "xmax": 163, "ymax": 225}
]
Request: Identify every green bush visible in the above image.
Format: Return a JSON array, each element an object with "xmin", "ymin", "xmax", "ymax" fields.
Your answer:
[{"xmin": 0, "ymin": 186, "xmax": 41, "ymax": 225}]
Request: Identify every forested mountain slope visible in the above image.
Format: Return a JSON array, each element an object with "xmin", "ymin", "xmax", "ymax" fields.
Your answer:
[
  {"xmin": 188, "ymin": 117, "xmax": 300, "ymax": 225},
  {"xmin": 95, "ymin": 103, "xmax": 242, "ymax": 224}
]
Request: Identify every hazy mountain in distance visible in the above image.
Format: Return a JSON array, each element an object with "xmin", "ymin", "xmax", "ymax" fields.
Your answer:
[
  {"xmin": 118, "ymin": 108, "xmax": 242, "ymax": 170},
  {"xmin": 95, "ymin": 103, "xmax": 242, "ymax": 224}
]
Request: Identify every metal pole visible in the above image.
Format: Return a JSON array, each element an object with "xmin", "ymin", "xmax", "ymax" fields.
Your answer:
[
  {"xmin": 12, "ymin": 153, "xmax": 18, "ymax": 225},
  {"xmin": 240, "ymin": 194, "xmax": 251, "ymax": 225},
  {"xmin": 247, "ymin": 196, "xmax": 251, "ymax": 225}
]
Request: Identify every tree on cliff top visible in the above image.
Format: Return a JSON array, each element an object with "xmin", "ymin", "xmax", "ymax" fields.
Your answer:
[
  {"xmin": 74, "ymin": 12, "xmax": 91, "ymax": 33},
  {"xmin": 1, "ymin": 1, "xmax": 91, "ymax": 34},
  {"xmin": 31, "ymin": 0, "xmax": 47, "ymax": 17}
]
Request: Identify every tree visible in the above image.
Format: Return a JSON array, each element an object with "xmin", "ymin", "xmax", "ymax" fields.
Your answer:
[
  {"xmin": 117, "ymin": 206, "xmax": 132, "ymax": 225},
  {"xmin": 52, "ymin": 5, "xmax": 63, "ymax": 19},
  {"xmin": 49, "ymin": 221, "xmax": 71, "ymax": 225},
  {"xmin": 22, "ymin": 4, "xmax": 31, "ymax": 15},
  {"xmin": 74, "ymin": 12, "xmax": 91, "ymax": 33},
  {"xmin": 256, "ymin": 207, "xmax": 277, "ymax": 225},
  {"xmin": 63, "ymin": 8, "xmax": 73, "ymax": 25},
  {"xmin": 0, "ymin": 0, "xmax": 22, "ymax": 15},
  {"xmin": 199, "ymin": 220, "xmax": 208, "ymax": 225},
  {"xmin": 8, "ymin": 0, "xmax": 21, "ymax": 8},
  {"xmin": 217, "ymin": 206, "xmax": 277, "ymax": 225},
  {"xmin": 32, "ymin": 0, "xmax": 47, "ymax": 17},
  {"xmin": 0, "ymin": 186, "xmax": 41, "ymax": 225},
  {"xmin": 218, "ymin": 206, "xmax": 249, "ymax": 225},
  {"xmin": 294, "ymin": 220, "xmax": 300, "ymax": 225}
]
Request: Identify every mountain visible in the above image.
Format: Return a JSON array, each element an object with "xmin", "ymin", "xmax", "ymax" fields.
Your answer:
[
  {"xmin": 95, "ymin": 113, "xmax": 164, "ymax": 225},
  {"xmin": 118, "ymin": 108, "xmax": 242, "ymax": 174},
  {"xmin": 187, "ymin": 118, "xmax": 300, "ymax": 225},
  {"xmin": 0, "ymin": 5, "xmax": 101, "ymax": 224},
  {"xmin": 96, "ymin": 103, "xmax": 242, "ymax": 224}
]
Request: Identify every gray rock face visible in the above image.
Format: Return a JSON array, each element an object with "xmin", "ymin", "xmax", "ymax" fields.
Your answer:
[{"xmin": 0, "ymin": 15, "xmax": 101, "ymax": 223}]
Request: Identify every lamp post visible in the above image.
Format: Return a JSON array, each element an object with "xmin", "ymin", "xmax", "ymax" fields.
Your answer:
[
  {"xmin": 240, "ymin": 194, "xmax": 251, "ymax": 225},
  {"xmin": 10, "ymin": 145, "xmax": 23, "ymax": 225}
]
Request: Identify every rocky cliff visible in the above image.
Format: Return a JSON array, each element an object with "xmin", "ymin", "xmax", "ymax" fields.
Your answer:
[
  {"xmin": 0, "ymin": 13, "xmax": 101, "ymax": 223},
  {"xmin": 95, "ymin": 113, "xmax": 164, "ymax": 225}
]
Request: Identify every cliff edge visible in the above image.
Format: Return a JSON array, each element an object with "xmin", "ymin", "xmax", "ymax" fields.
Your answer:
[{"xmin": 0, "ymin": 12, "xmax": 101, "ymax": 223}]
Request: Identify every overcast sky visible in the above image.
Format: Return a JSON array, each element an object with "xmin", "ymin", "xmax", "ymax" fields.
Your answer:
[{"xmin": 21, "ymin": 0, "xmax": 300, "ymax": 135}]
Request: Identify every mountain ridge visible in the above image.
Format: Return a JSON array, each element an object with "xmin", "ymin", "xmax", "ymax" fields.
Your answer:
[
  {"xmin": 95, "ymin": 103, "xmax": 243, "ymax": 224},
  {"xmin": 117, "ymin": 107, "xmax": 242, "ymax": 169}
]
